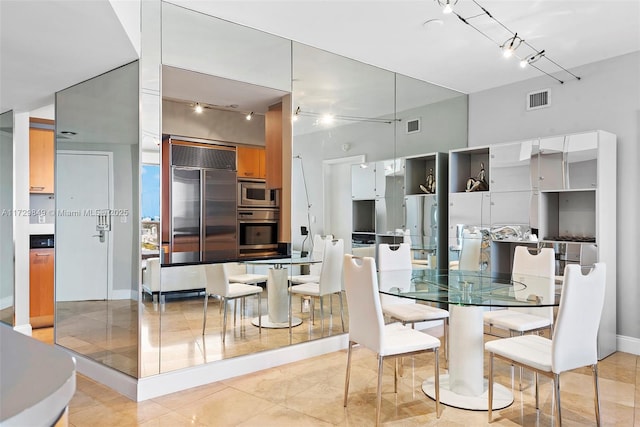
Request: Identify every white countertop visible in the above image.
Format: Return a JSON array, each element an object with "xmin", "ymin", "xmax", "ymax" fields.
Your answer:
[{"xmin": 0, "ymin": 325, "xmax": 76, "ymax": 426}]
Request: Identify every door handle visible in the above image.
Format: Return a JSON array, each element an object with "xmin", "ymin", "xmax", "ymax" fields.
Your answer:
[{"xmin": 92, "ymin": 230, "xmax": 106, "ymax": 243}]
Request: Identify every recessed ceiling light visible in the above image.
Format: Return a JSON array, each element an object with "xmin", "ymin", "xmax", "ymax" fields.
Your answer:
[{"xmin": 60, "ymin": 131, "xmax": 77, "ymax": 136}]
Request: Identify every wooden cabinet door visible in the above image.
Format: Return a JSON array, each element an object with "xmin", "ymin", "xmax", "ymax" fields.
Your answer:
[
  {"xmin": 29, "ymin": 248, "xmax": 54, "ymax": 327},
  {"xmin": 29, "ymin": 128, "xmax": 55, "ymax": 193},
  {"xmin": 237, "ymin": 146, "xmax": 265, "ymax": 179}
]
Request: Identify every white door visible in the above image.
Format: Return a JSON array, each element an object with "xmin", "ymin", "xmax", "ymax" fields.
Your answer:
[
  {"xmin": 323, "ymin": 156, "xmax": 365, "ymax": 254},
  {"xmin": 56, "ymin": 152, "xmax": 112, "ymax": 301}
]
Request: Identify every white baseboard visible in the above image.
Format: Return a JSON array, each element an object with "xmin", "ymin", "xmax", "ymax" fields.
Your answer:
[
  {"xmin": 110, "ymin": 289, "xmax": 136, "ymax": 300},
  {"xmin": 0, "ymin": 295, "xmax": 13, "ymax": 310},
  {"xmin": 136, "ymin": 334, "xmax": 348, "ymax": 401},
  {"xmin": 67, "ymin": 348, "xmax": 138, "ymax": 401},
  {"xmin": 616, "ymin": 334, "xmax": 640, "ymax": 356}
]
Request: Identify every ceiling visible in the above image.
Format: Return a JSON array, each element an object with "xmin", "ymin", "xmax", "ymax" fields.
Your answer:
[{"xmin": 1, "ymin": 0, "xmax": 638, "ymax": 115}]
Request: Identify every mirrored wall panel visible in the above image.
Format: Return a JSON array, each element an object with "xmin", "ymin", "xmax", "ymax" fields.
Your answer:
[
  {"xmin": 55, "ymin": 61, "xmax": 140, "ymax": 377},
  {"xmin": 0, "ymin": 111, "xmax": 14, "ymax": 325}
]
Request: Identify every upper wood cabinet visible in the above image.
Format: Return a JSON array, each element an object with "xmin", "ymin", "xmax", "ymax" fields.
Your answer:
[
  {"xmin": 237, "ymin": 146, "xmax": 266, "ymax": 179},
  {"xmin": 265, "ymin": 102, "xmax": 283, "ymax": 188},
  {"xmin": 29, "ymin": 128, "xmax": 55, "ymax": 193}
]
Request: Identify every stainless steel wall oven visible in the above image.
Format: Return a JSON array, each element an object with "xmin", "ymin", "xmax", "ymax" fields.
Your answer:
[{"xmin": 237, "ymin": 208, "xmax": 279, "ymax": 257}]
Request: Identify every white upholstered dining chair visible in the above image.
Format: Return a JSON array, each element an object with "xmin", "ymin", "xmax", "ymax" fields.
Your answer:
[
  {"xmin": 483, "ymin": 246, "xmax": 556, "ymax": 335},
  {"xmin": 485, "ymin": 263, "xmax": 606, "ymax": 426},
  {"xmin": 224, "ymin": 262, "xmax": 268, "ymax": 286},
  {"xmin": 343, "ymin": 254, "xmax": 441, "ymax": 426},
  {"xmin": 289, "ymin": 238, "xmax": 344, "ymax": 331},
  {"xmin": 377, "ymin": 243, "xmax": 449, "ymax": 358},
  {"xmin": 202, "ymin": 263, "xmax": 263, "ymax": 343}
]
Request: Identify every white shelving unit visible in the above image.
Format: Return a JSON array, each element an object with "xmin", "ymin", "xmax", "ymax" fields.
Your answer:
[{"xmin": 448, "ymin": 130, "xmax": 616, "ymax": 359}]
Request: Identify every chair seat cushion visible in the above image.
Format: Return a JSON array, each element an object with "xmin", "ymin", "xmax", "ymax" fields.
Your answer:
[
  {"xmin": 289, "ymin": 282, "xmax": 320, "ymax": 296},
  {"xmin": 380, "ymin": 322, "xmax": 441, "ymax": 357},
  {"xmin": 289, "ymin": 274, "xmax": 320, "ymax": 284},
  {"xmin": 485, "ymin": 334, "xmax": 552, "ymax": 372},
  {"xmin": 486, "ymin": 311, "xmax": 552, "ymax": 332},
  {"xmin": 228, "ymin": 273, "xmax": 267, "ymax": 285},
  {"xmin": 383, "ymin": 303, "xmax": 449, "ymax": 322},
  {"xmin": 227, "ymin": 283, "xmax": 263, "ymax": 298}
]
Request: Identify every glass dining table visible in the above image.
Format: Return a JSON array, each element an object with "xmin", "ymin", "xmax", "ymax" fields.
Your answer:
[
  {"xmin": 244, "ymin": 257, "xmax": 321, "ymax": 330},
  {"xmin": 379, "ymin": 269, "xmax": 560, "ymax": 411}
]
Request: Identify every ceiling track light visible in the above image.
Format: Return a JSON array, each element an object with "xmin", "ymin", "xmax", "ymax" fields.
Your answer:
[
  {"xmin": 443, "ymin": 0, "xmax": 581, "ymax": 84},
  {"xmin": 436, "ymin": 0, "xmax": 459, "ymax": 14},
  {"xmin": 294, "ymin": 106, "xmax": 399, "ymax": 124},
  {"xmin": 194, "ymin": 102, "xmax": 203, "ymax": 114},
  {"xmin": 246, "ymin": 111, "xmax": 254, "ymax": 121},
  {"xmin": 500, "ymin": 33, "xmax": 523, "ymax": 58}
]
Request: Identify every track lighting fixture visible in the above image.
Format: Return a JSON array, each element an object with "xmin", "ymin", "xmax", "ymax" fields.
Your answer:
[
  {"xmin": 438, "ymin": 0, "xmax": 581, "ymax": 84},
  {"xmin": 500, "ymin": 33, "xmax": 523, "ymax": 58},
  {"xmin": 246, "ymin": 112, "xmax": 254, "ymax": 121},
  {"xmin": 194, "ymin": 103, "xmax": 203, "ymax": 114},
  {"xmin": 294, "ymin": 106, "xmax": 399, "ymax": 125},
  {"xmin": 437, "ymin": 0, "xmax": 458, "ymax": 15}
]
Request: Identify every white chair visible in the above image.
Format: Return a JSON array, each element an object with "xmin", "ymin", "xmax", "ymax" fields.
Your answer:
[
  {"xmin": 343, "ymin": 254, "xmax": 441, "ymax": 426},
  {"xmin": 483, "ymin": 247, "xmax": 556, "ymax": 335},
  {"xmin": 485, "ymin": 263, "xmax": 606, "ymax": 425},
  {"xmin": 289, "ymin": 238, "xmax": 344, "ymax": 331},
  {"xmin": 377, "ymin": 243, "xmax": 449, "ymax": 358},
  {"xmin": 202, "ymin": 263, "xmax": 263, "ymax": 343},
  {"xmin": 289, "ymin": 234, "xmax": 332, "ymax": 284},
  {"xmin": 456, "ymin": 230, "xmax": 482, "ymax": 271},
  {"xmin": 225, "ymin": 262, "xmax": 268, "ymax": 286}
]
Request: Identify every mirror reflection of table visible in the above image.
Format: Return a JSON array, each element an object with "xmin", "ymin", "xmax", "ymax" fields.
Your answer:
[
  {"xmin": 244, "ymin": 257, "xmax": 321, "ymax": 329},
  {"xmin": 379, "ymin": 270, "xmax": 560, "ymax": 411}
]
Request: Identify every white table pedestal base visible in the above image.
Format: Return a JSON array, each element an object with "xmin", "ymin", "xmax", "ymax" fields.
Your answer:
[
  {"xmin": 422, "ymin": 375, "xmax": 513, "ymax": 410},
  {"xmin": 251, "ymin": 315, "xmax": 302, "ymax": 329}
]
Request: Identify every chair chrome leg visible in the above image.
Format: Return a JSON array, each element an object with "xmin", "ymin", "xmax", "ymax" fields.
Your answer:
[
  {"xmin": 443, "ymin": 319, "xmax": 449, "ymax": 366},
  {"xmin": 202, "ymin": 294, "xmax": 209, "ymax": 335},
  {"xmin": 320, "ymin": 295, "xmax": 324, "ymax": 333},
  {"xmin": 376, "ymin": 356, "xmax": 384, "ymax": 427},
  {"xmin": 434, "ymin": 348, "xmax": 440, "ymax": 418},
  {"xmin": 535, "ymin": 372, "xmax": 539, "ymax": 410},
  {"xmin": 592, "ymin": 364, "xmax": 601, "ymax": 426},
  {"xmin": 394, "ymin": 358, "xmax": 398, "ymax": 393},
  {"xmin": 339, "ymin": 292, "xmax": 345, "ymax": 332},
  {"xmin": 488, "ymin": 352, "xmax": 494, "ymax": 423},
  {"xmin": 258, "ymin": 292, "xmax": 262, "ymax": 334},
  {"xmin": 344, "ymin": 341, "xmax": 354, "ymax": 407},
  {"xmin": 554, "ymin": 373, "xmax": 562, "ymax": 427},
  {"xmin": 222, "ymin": 298, "xmax": 228, "ymax": 344}
]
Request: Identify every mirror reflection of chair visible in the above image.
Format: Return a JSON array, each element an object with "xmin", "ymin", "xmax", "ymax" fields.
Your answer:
[
  {"xmin": 377, "ymin": 243, "xmax": 449, "ymax": 359},
  {"xmin": 454, "ymin": 230, "xmax": 483, "ymax": 271},
  {"xmin": 289, "ymin": 234, "xmax": 332, "ymax": 284},
  {"xmin": 343, "ymin": 254, "xmax": 441, "ymax": 426},
  {"xmin": 486, "ymin": 263, "xmax": 606, "ymax": 425},
  {"xmin": 289, "ymin": 238, "xmax": 344, "ymax": 331},
  {"xmin": 225, "ymin": 262, "xmax": 268, "ymax": 286},
  {"xmin": 202, "ymin": 263, "xmax": 263, "ymax": 343}
]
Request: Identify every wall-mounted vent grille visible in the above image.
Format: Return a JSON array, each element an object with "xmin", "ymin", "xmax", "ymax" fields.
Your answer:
[
  {"xmin": 171, "ymin": 144, "xmax": 236, "ymax": 170},
  {"xmin": 527, "ymin": 89, "xmax": 550, "ymax": 110},
  {"xmin": 406, "ymin": 118, "xmax": 421, "ymax": 134}
]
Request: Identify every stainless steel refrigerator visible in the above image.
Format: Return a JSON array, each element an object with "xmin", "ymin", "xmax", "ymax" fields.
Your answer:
[{"xmin": 170, "ymin": 143, "xmax": 237, "ymax": 262}]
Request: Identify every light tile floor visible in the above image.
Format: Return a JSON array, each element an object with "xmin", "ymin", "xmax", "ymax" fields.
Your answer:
[{"xmin": 32, "ymin": 327, "xmax": 638, "ymax": 426}]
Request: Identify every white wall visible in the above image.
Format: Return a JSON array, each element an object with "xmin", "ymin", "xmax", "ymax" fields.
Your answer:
[{"xmin": 468, "ymin": 51, "xmax": 640, "ymax": 343}]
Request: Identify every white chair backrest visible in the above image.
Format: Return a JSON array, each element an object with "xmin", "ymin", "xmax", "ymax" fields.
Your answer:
[
  {"xmin": 552, "ymin": 263, "xmax": 606, "ymax": 373},
  {"xmin": 343, "ymin": 254, "xmax": 385, "ymax": 353},
  {"xmin": 161, "ymin": 263, "xmax": 206, "ymax": 292},
  {"xmin": 458, "ymin": 231, "xmax": 482, "ymax": 271},
  {"xmin": 309, "ymin": 234, "xmax": 332, "ymax": 276},
  {"xmin": 377, "ymin": 243, "xmax": 412, "ymax": 271},
  {"xmin": 318, "ymin": 239, "xmax": 344, "ymax": 295},
  {"xmin": 145, "ymin": 257, "xmax": 160, "ymax": 291},
  {"xmin": 204, "ymin": 263, "xmax": 229, "ymax": 297},
  {"xmin": 511, "ymin": 246, "xmax": 555, "ymax": 320},
  {"xmin": 224, "ymin": 262, "xmax": 247, "ymax": 277}
]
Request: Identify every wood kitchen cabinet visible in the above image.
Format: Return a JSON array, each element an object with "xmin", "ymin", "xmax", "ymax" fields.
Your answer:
[
  {"xmin": 29, "ymin": 127, "xmax": 55, "ymax": 193},
  {"xmin": 29, "ymin": 248, "xmax": 54, "ymax": 328},
  {"xmin": 237, "ymin": 146, "xmax": 266, "ymax": 179}
]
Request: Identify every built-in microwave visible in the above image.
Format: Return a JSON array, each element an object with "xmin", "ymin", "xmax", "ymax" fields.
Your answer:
[{"xmin": 238, "ymin": 180, "xmax": 279, "ymax": 208}]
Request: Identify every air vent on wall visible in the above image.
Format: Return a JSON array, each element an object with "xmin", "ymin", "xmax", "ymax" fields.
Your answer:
[
  {"xmin": 527, "ymin": 89, "xmax": 550, "ymax": 110},
  {"xmin": 406, "ymin": 117, "xmax": 421, "ymax": 134}
]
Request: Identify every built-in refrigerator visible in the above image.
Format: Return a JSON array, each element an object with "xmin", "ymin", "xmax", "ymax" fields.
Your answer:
[{"xmin": 170, "ymin": 143, "xmax": 237, "ymax": 261}]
